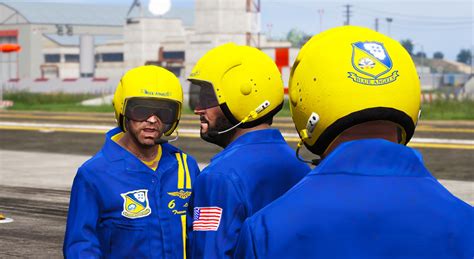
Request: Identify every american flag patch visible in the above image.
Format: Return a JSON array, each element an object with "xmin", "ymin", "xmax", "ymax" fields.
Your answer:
[{"xmin": 193, "ymin": 207, "xmax": 223, "ymax": 231}]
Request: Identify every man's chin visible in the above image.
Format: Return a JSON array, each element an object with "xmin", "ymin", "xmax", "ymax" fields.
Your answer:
[
  {"xmin": 200, "ymin": 131, "xmax": 211, "ymax": 141},
  {"xmin": 139, "ymin": 135, "xmax": 162, "ymax": 146},
  {"xmin": 140, "ymin": 140, "xmax": 157, "ymax": 147},
  {"xmin": 200, "ymin": 129, "xmax": 233, "ymax": 148}
]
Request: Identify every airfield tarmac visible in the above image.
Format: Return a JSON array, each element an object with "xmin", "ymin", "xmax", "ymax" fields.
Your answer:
[{"xmin": 0, "ymin": 110, "xmax": 473, "ymax": 258}]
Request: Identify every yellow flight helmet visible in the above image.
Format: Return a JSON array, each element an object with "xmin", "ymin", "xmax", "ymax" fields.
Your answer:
[
  {"xmin": 289, "ymin": 26, "xmax": 421, "ymax": 156},
  {"xmin": 113, "ymin": 65, "xmax": 183, "ymax": 136},
  {"xmin": 188, "ymin": 43, "xmax": 284, "ymax": 128}
]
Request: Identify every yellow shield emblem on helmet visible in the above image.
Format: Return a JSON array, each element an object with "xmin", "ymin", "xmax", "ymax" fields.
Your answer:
[
  {"xmin": 348, "ymin": 41, "xmax": 399, "ymax": 86},
  {"xmin": 121, "ymin": 189, "xmax": 152, "ymax": 219}
]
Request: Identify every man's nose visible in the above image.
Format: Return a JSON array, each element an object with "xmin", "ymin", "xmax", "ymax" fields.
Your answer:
[
  {"xmin": 194, "ymin": 108, "xmax": 204, "ymax": 115},
  {"xmin": 146, "ymin": 114, "xmax": 161, "ymax": 123}
]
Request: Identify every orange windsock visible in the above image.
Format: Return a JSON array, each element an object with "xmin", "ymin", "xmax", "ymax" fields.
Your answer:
[{"xmin": 0, "ymin": 43, "xmax": 21, "ymax": 53}]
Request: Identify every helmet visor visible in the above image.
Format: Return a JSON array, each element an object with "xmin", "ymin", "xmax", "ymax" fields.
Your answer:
[
  {"xmin": 124, "ymin": 98, "xmax": 179, "ymax": 124},
  {"xmin": 189, "ymin": 81, "xmax": 219, "ymax": 110}
]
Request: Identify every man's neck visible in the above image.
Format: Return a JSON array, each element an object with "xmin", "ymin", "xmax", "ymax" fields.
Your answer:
[
  {"xmin": 224, "ymin": 124, "xmax": 270, "ymax": 148},
  {"xmin": 322, "ymin": 120, "xmax": 399, "ymax": 158},
  {"xmin": 118, "ymin": 132, "xmax": 158, "ymax": 161}
]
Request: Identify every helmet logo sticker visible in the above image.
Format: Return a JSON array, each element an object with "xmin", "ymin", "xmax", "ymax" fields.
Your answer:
[
  {"xmin": 141, "ymin": 89, "xmax": 171, "ymax": 97},
  {"xmin": 348, "ymin": 41, "xmax": 399, "ymax": 86}
]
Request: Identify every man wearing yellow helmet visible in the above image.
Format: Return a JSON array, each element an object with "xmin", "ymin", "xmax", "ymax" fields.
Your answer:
[
  {"xmin": 64, "ymin": 66, "xmax": 200, "ymax": 258},
  {"xmin": 235, "ymin": 26, "xmax": 474, "ymax": 258},
  {"xmin": 187, "ymin": 43, "xmax": 310, "ymax": 258}
]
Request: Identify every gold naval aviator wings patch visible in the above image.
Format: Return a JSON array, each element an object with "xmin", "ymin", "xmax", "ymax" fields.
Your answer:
[
  {"xmin": 167, "ymin": 190, "xmax": 192, "ymax": 199},
  {"xmin": 121, "ymin": 189, "xmax": 152, "ymax": 219}
]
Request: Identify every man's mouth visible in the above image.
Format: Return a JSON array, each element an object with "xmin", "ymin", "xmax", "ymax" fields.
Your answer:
[
  {"xmin": 143, "ymin": 128, "xmax": 157, "ymax": 132},
  {"xmin": 200, "ymin": 117, "xmax": 209, "ymax": 132},
  {"xmin": 142, "ymin": 128, "xmax": 160, "ymax": 136}
]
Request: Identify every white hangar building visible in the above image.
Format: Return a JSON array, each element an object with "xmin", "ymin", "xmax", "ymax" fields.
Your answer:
[{"xmin": 0, "ymin": 0, "xmax": 295, "ymax": 95}]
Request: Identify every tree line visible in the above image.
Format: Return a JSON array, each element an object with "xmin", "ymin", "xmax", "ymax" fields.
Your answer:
[{"xmin": 284, "ymin": 28, "xmax": 472, "ymax": 65}]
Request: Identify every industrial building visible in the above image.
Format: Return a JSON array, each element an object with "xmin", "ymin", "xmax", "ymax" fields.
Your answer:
[{"xmin": 0, "ymin": 0, "xmax": 295, "ymax": 95}]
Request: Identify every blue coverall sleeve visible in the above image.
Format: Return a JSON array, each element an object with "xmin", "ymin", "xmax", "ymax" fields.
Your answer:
[
  {"xmin": 234, "ymin": 219, "xmax": 257, "ymax": 259},
  {"xmin": 63, "ymin": 168, "xmax": 102, "ymax": 259},
  {"xmin": 190, "ymin": 171, "xmax": 247, "ymax": 258}
]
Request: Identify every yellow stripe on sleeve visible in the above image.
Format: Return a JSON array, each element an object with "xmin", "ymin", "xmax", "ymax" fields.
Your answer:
[
  {"xmin": 182, "ymin": 153, "xmax": 192, "ymax": 189},
  {"xmin": 181, "ymin": 214, "xmax": 187, "ymax": 259},
  {"xmin": 176, "ymin": 153, "xmax": 184, "ymax": 189}
]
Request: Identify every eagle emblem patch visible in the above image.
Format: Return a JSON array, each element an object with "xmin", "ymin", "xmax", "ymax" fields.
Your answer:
[
  {"xmin": 167, "ymin": 190, "xmax": 192, "ymax": 199},
  {"xmin": 121, "ymin": 189, "xmax": 152, "ymax": 219},
  {"xmin": 348, "ymin": 41, "xmax": 399, "ymax": 85}
]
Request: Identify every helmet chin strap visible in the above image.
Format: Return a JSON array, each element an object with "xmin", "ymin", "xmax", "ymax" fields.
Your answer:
[
  {"xmin": 296, "ymin": 140, "xmax": 321, "ymax": 166},
  {"xmin": 208, "ymin": 100, "xmax": 270, "ymax": 137}
]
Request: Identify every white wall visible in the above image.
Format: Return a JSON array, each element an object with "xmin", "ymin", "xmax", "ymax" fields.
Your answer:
[{"xmin": 124, "ymin": 17, "xmax": 187, "ymax": 70}]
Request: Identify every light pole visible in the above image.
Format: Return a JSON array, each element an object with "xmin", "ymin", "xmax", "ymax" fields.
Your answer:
[
  {"xmin": 266, "ymin": 23, "xmax": 273, "ymax": 39},
  {"xmin": 414, "ymin": 42, "xmax": 426, "ymax": 88},
  {"xmin": 385, "ymin": 17, "xmax": 393, "ymax": 36},
  {"xmin": 471, "ymin": 45, "xmax": 473, "ymax": 76},
  {"xmin": 318, "ymin": 9, "xmax": 324, "ymax": 33}
]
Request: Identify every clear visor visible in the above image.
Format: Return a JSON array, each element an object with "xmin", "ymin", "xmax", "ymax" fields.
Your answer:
[
  {"xmin": 189, "ymin": 81, "xmax": 219, "ymax": 110},
  {"xmin": 124, "ymin": 98, "xmax": 179, "ymax": 125}
]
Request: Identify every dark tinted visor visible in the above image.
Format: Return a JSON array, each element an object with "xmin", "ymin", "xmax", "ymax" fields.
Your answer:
[
  {"xmin": 189, "ymin": 81, "xmax": 219, "ymax": 110},
  {"xmin": 125, "ymin": 98, "xmax": 179, "ymax": 124}
]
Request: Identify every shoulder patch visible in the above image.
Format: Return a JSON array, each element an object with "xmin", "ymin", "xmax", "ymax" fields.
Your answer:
[
  {"xmin": 120, "ymin": 189, "xmax": 152, "ymax": 219},
  {"xmin": 193, "ymin": 207, "xmax": 223, "ymax": 231}
]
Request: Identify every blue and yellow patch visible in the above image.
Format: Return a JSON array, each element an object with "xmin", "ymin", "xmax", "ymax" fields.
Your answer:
[
  {"xmin": 120, "ymin": 189, "xmax": 152, "ymax": 219},
  {"xmin": 348, "ymin": 41, "xmax": 399, "ymax": 86}
]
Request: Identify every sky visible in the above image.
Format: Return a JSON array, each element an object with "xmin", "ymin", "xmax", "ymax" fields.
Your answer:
[{"xmin": 11, "ymin": 0, "xmax": 474, "ymax": 61}]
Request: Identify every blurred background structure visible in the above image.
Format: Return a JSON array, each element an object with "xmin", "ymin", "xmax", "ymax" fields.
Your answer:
[
  {"xmin": 0, "ymin": 0, "xmax": 297, "ymax": 101},
  {"xmin": 0, "ymin": 0, "xmax": 472, "ymax": 103}
]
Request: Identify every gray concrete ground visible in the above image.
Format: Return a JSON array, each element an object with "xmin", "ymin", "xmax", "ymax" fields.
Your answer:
[
  {"xmin": 0, "ymin": 149, "xmax": 473, "ymax": 258},
  {"xmin": 1, "ymin": 150, "xmax": 472, "ymax": 204},
  {"xmin": 0, "ymin": 112, "xmax": 473, "ymax": 257},
  {"xmin": 0, "ymin": 150, "xmax": 207, "ymax": 190}
]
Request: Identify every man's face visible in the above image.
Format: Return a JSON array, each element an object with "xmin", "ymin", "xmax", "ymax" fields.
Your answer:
[
  {"xmin": 126, "ymin": 115, "xmax": 164, "ymax": 147},
  {"xmin": 194, "ymin": 105, "xmax": 234, "ymax": 147},
  {"xmin": 123, "ymin": 98, "xmax": 178, "ymax": 146},
  {"xmin": 190, "ymin": 80, "xmax": 235, "ymax": 147}
]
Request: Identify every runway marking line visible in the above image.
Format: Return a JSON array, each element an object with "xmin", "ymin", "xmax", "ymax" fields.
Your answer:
[
  {"xmin": 1, "ymin": 114, "xmax": 473, "ymax": 133},
  {"xmin": 1, "ymin": 122, "xmax": 473, "ymax": 150}
]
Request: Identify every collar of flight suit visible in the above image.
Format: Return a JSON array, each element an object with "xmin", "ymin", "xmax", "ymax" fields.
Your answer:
[
  {"xmin": 311, "ymin": 139, "xmax": 433, "ymax": 179},
  {"xmin": 210, "ymin": 128, "xmax": 285, "ymax": 162}
]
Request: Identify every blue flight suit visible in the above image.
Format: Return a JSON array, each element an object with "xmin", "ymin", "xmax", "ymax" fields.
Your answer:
[
  {"xmin": 190, "ymin": 129, "xmax": 310, "ymax": 258},
  {"xmin": 64, "ymin": 127, "xmax": 200, "ymax": 259},
  {"xmin": 235, "ymin": 139, "xmax": 474, "ymax": 258}
]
